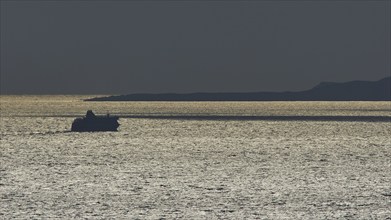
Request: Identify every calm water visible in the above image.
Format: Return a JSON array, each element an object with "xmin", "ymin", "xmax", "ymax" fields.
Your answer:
[{"xmin": 1, "ymin": 96, "xmax": 390, "ymax": 219}]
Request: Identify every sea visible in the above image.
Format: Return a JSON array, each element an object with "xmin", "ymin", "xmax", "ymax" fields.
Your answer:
[{"xmin": 1, "ymin": 95, "xmax": 390, "ymax": 219}]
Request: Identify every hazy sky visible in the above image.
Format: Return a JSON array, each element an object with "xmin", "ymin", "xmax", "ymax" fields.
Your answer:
[{"xmin": 1, "ymin": 0, "xmax": 390, "ymax": 94}]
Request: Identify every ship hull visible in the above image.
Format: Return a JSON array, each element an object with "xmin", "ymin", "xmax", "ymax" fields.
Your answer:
[{"xmin": 71, "ymin": 117, "xmax": 120, "ymax": 132}]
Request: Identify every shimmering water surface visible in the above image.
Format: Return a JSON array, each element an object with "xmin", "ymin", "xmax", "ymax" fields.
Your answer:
[{"xmin": 1, "ymin": 96, "xmax": 390, "ymax": 219}]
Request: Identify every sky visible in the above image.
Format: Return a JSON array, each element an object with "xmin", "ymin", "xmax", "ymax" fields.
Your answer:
[{"xmin": 1, "ymin": 0, "xmax": 390, "ymax": 95}]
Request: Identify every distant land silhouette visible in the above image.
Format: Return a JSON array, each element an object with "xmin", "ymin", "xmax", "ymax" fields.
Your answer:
[{"xmin": 87, "ymin": 77, "xmax": 390, "ymax": 101}]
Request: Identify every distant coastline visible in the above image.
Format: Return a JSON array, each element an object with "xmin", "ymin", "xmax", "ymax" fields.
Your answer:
[{"xmin": 86, "ymin": 77, "xmax": 391, "ymax": 101}]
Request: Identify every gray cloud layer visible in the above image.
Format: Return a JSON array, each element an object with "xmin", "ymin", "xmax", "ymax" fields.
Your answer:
[{"xmin": 1, "ymin": 1, "xmax": 390, "ymax": 94}]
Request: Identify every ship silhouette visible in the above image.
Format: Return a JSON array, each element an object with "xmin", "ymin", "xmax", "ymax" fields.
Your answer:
[{"xmin": 71, "ymin": 110, "xmax": 120, "ymax": 132}]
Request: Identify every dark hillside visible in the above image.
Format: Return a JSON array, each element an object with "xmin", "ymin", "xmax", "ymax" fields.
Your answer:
[{"xmin": 86, "ymin": 77, "xmax": 391, "ymax": 101}]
